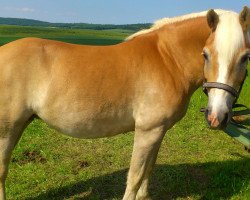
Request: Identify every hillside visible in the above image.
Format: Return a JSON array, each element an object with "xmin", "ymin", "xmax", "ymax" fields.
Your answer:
[
  {"xmin": 0, "ymin": 17, "xmax": 151, "ymax": 31},
  {"xmin": 0, "ymin": 24, "xmax": 135, "ymax": 46}
]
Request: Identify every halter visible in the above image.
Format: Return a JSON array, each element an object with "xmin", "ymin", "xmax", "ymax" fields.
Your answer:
[
  {"xmin": 202, "ymin": 82, "xmax": 239, "ymax": 99},
  {"xmin": 201, "ymin": 70, "xmax": 248, "ymax": 111}
]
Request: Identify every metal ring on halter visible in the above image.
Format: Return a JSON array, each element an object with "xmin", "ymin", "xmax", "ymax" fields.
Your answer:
[{"xmin": 202, "ymin": 82, "xmax": 239, "ymax": 99}]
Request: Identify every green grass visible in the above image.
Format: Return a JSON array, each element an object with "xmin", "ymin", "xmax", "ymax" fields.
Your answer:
[
  {"xmin": 0, "ymin": 25, "xmax": 132, "ymax": 45},
  {"xmin": 1, "ymin": 24, "xmax": 250, "ymax": 200}
]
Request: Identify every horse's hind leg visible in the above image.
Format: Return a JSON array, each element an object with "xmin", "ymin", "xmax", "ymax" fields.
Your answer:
[
  {"xmin": 0, "ymin": 112, "xmax": 32, "ymax": 200},
  {"xmin": 123, "ymin": 126, "xmax": 166, "ymax": 200}
]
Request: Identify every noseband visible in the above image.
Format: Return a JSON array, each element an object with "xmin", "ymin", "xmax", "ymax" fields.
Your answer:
[
  {"xmin": 201, "ymin": 70, "xmax": 248, "ymax": 110},
  {"xmin": 202, "ymin": 82, "xmax": 239, "ymax": 99}
]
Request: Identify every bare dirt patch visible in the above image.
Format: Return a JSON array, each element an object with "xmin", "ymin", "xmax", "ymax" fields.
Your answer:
[
  {"xmin": 73, "ymin": 160, "xmax": 90, "ymax": 174},
  {"xmin": 12, "ymin": 150, "xmax": 47, "ymax": 164}
]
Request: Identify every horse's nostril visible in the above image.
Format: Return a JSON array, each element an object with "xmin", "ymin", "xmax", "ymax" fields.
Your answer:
[
  {"xmin": 221, "ymin": 113, "xmax": 229, "ymax": 128},
  {"xmin": 205, "ymin": 108, "xmax": 212, "ymax": 126},
  {"xmin": 207, "ymin": 119, "xmax": 212, "ymax": 127},
  {"xmin": 205, "ymin": 108, "xmax": 211, "ymax": 118}
]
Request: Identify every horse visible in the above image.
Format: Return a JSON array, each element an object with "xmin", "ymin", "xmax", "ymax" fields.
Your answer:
[{"xmin": 0, "ymin": 7, "xmax": 250, "ymax": 200}]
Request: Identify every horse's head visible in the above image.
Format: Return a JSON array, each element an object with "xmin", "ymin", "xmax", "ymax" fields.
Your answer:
[{"xmin": 203, "ymin": 7, "xmax": 250, "ymax": 129}]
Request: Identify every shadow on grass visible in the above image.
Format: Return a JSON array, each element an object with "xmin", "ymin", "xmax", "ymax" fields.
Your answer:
[{"xmin": 27, "ymin": 158, "xmax": 250, "ymax": 200}]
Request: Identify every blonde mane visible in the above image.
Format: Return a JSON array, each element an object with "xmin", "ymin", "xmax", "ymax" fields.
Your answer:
[{"xmin": 126, "ymin": 9, "xmax": 230, "ymax": 40}]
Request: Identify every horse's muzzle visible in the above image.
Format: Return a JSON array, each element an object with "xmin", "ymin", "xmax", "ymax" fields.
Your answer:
[{"xmin": 205, "ymin": 108, "xmax": 231, "ymax": 129}]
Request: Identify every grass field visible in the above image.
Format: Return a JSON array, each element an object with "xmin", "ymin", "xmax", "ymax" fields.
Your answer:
[
  {"xmin": 1, "ymin": 25, "xmax": 250, "ymax": 200},
  {"xmin": 0, "ymin": 25, "xmax": 133, "ymax": 46}
]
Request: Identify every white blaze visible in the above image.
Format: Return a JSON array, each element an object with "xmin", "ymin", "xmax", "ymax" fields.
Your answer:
[
  {"xmin": 215, "ymin": 12, "xmax": 244, "ymax": 83},
  {"xmin": 209, "ymin": 12, "xmax": 245, "ymax": 113}
]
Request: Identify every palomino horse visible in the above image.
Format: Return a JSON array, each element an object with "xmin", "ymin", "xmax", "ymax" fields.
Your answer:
[{"xmin": 0, "ymin": 7, "xmax": 250, "ymax": 200}]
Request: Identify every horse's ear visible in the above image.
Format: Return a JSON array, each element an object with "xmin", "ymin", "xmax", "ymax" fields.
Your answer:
[
  {"xmin": 239, "ymin": 6, "xmax": 250, "ymax": 31},
  {"xmin": 207, "ymin": 9, "xmax": 219, "ymax": 31}
]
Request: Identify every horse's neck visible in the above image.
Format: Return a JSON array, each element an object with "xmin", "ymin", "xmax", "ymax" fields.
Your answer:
[{"xmin": 158, "ymin": 17, "xmax": 211, "ymax": 93}]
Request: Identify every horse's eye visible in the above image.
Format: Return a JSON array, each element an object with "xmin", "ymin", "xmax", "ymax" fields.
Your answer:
[
  {"xmin": 240, "ymin": 54, "xmax": 249, "ymax": 64},
  {"xmin": 202, "ymin": 51, "xmax": 209, "ymax": 61}
]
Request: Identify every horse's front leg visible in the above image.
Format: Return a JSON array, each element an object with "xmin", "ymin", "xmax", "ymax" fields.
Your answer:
[
  {"xmin": 136, "ymin": 137, "xmax": 163, "ymax": 200},
  {"xmin": 123, "ymin": 125, "xmax": 166, "ymax": 200},
  {"xmin": 0, "ymin": 127, "xmax": 23, "ymax": 200}
]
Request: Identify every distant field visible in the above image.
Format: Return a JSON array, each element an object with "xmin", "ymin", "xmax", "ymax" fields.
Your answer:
[
  {"xmin": 0, "ymin": 24, "xmax": 250, "ymax": 200},
  {"xmin": 0, "ymin": 25, "xmax": 133, "ymax": 46}
]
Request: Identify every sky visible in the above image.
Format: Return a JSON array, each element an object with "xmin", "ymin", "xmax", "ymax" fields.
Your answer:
[{"xmin": 0, "ymin": 0, "xmax": 249, "ymax": 24}]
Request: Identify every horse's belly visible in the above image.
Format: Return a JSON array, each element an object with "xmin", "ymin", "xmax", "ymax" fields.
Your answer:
[{"xmin": 39, "ymin": 108, "xmax": 135, "ymax": 139}]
